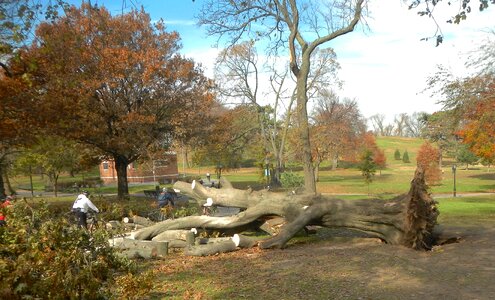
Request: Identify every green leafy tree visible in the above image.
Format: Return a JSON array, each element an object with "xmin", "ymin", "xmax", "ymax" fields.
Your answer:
[
  {"xmin": 18, "ymin": 136, "xmax": 94, "ymax": 197},
  {"xmin": 358, "ymin": 149, "xmax": 376, "ymax": 195},
  {"xmin": 403, "ymin": 150, "xmax": 411, "ymax": 163},
  {"xmin": 480, "ymin": 157, "xmax": 494, "ymax": 172},
  {"xmin": 457, "ymin": 144, "xmax": 479, "ymax": 170},
  {"xmin": 394, "ymin": 149, "xmax": 401, "ymax": 160}
]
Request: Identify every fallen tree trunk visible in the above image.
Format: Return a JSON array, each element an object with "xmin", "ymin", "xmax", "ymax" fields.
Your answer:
[
  {"xmin": 132, "ymin": 168, "xmax": 438, "ymax": 251},
  {"xmin": 111, "ymin": 238, "xmax": 169, "ymax": 258},
  {"xmin": 184, "ymin": 240, "xmax": 237, "ymax": 256}
]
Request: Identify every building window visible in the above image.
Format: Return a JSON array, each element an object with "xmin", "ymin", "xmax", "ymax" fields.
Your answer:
[{"xmin": 102, "ymin": 162, "xmax": 109, "ymax": 171}]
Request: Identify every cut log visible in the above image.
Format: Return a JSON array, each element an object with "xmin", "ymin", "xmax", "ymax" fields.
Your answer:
[
  {"xmin": 132, "ymin": 167, "xmax": 438, "ymax": 251},
  {"xmin": 232, "ymin": 234, "xmax": 258, "ymax": 248},
  {"xmin": 184, "ymin": 240, "xmax": 237, "ymax": 256},
  {"xmin": 151, "ymin": 229, "xmax": 195, "ymax": 241},
  {"xmin": 115, "ymin": 238, "xmax": 168, "ymax": 258},
  {"xmin": 195, "ymin": 237, "xmax": 235, "ymax": 245},
  {"xmin": 163, "ymin": 239, "xmax": 188, "ymax": 248},
  {"xmin": 258, "ymin": 217, "xmax": 286, "ymax": 235}
]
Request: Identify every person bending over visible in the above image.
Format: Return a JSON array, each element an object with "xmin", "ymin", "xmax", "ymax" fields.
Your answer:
[{"xmin": 72, "ymin": 191, "xmax": 99, "ymax": 229}]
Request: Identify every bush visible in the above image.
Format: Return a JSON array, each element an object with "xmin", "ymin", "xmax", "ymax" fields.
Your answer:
[
  {"xmin": 0, "ymin": 200, "xmax": 154, "ymax": 299},
  {"xmin": 417, "ymin": 142, "xmax": 442, "ymax": 185},
  {"xmin": 402, "ymin": 150, "xmax": 410, "ymax": 163},
  {"xmin": 394, "ymin": 149, "xmax": 401, "ymax": 160},
  {"xmin": 280, "ymin": 172, "xmax": 304, "ymax": 189}
]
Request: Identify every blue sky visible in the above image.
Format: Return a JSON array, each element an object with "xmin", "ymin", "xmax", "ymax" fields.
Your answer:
[{"xmin": 74, "ymin": 1, "xmax": 493, "ymax": 123}]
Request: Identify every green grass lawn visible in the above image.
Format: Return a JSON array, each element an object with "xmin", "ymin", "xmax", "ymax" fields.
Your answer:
[
  {"xmin": 9, "ymin": 136, "xmax": 494, "ymax": 198},
  {"xmin": 436, "ymin": 196, "xmax": 495, "ymax": 226}
]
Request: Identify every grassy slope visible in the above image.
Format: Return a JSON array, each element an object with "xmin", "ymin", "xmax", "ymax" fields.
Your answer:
[{"xmin": 314, "ymin": 136, "xmax": 495, "ymax": 195}]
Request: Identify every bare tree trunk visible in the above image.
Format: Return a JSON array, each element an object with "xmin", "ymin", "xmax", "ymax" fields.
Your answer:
[
  {"xmin": 132, "ymin": 168, "xmax": 438, "ymax": 252},
  {"xmin": 3, "ymin": 168, "xmax": 14, "ymax": 195},
  {"xmin": 332, "ymin": 154, "xmax": 338, "ymax": 171},
  {"xmin": 114, "ymin": 155, "xmax": 130, "ymax": 200},
  {"xmin": 296, "ymin": 59, "xmax": 316, "ymax": 194},
  {"xmin": 0, "ymin": 164, "xmax": 5, "ymax": 198}
]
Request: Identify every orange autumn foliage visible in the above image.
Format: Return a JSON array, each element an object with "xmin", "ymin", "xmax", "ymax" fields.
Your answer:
[
  {"xmin": 458, "ymin": 77, "xmax": 495, "ymax": 162},
  {"xmin": 416, "ymin": 141, "xmax": 442, "ymax": 185},
  {"xmin": 20, "ymin": 4, "xmax": 214, "ymax": 198}
]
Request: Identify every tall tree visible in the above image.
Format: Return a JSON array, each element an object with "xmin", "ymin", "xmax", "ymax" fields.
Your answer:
[
  {"xmin": 191, "ymin": 104, "xmax": 261, "ymax": 173},
  {"xmin": 0, "ymin": 48, "xmax": 39, "ymax": 197},
  {"xmin": 405, "ymin": 112, "xmax": 428, "ymax": 137},
  {"xmin": 421, "ymin": 111, "xmax": 460, "ymax": 168},
  {"xmin": 426, "ymin": 32, "xmax": 495, "ymax": 167},
  {"xmin": 369, "ymin": 114, "xmax": 387, "ymax": 137},
  {"xmin": 311, "ymin": 90, "xmax": 366, "ymax": 178},
  {"xmin": 17, "ymin": 136, "xmax": 96, "ymax": 197},
  {"xmin": 214, "ymin": 42, "xmax": 340, "ymax": 185},
  {"xmin": 24, "ymin": 4, "xmax": 214, "ymax": 199},
  {"xmin": 393, "ymin": 113, "xmax": 408, "ymax": 137},
  {"xmin": 199, "ymin": 0, "xmax": 366, "ymax": 194}
]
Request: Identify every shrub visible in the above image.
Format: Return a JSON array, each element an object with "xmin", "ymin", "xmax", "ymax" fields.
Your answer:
[
  {"xmin": 373, "ymin": 148, "xmax": 387, "ymax": 174},
  {"xmin": 358, "ymin": 149, "xmax": 376, "ymax": 194},
  {"xmin": 417, "ymin": 142, "xmax": 442, "ymax": 185},
  {"xmin": 280, "ymin": 172, "xmax": 304, "ymax": 189},
  {"xmin": 402, "ymin": 150, "xmax": 410, "ymax": 163},
  {"xmin": 0, "ymin": 200, "xmax": 154, "ymax": 299},
  {"xmin": 394, "ymin": 149, "xmax": 401, "ymax": 160}
]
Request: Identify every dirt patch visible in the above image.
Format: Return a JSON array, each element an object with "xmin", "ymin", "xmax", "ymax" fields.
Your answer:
[{"xmin": 147, "ymin": 224, "xmax": 495, "ymax": 299}]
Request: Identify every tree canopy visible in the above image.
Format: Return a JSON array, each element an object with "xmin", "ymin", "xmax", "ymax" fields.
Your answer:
[{"xmin": 20, "ymin": 4, "xmax": 214, "ymax": 198}]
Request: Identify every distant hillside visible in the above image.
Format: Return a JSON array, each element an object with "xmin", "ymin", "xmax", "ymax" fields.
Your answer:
[{"xmin": 376, "ymin": 136, "xmax": 426, "ymax": 166}]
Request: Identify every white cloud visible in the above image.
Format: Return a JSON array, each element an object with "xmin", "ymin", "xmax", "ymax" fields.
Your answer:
[
  {"xmin": 183, "ymin": 48, "xmax": 220, "ymax": 78},
  {"xmin": 331, "ymin": 1, "xmax": 494, "ymax": 122}
]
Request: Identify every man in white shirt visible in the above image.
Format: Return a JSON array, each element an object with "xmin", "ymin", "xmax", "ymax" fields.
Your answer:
[{"xmin": 72, "ymin": 191, "xmax": 99, "ymax": 229}]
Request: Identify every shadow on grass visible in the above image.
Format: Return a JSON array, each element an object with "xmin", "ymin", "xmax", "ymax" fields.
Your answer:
[
  {"xmin": 479, "ymin": 185, "xmax": 495, "ymax": 191},
  {"xmin": 469, "ymin": 173, "xmax": 495, "ymax": 180}
]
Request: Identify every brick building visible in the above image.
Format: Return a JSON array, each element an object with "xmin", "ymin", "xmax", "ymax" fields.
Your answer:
[{"xmin": 99, "ymin": 152, "xmax": 179, "ymax": 184}]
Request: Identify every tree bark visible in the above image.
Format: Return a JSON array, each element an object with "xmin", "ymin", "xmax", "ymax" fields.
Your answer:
[
  {"xmin": 114, "ymin": 154, "xmax": 130, "ymax": 200},
  {"xmin": 184, "ymin": 240, "xmax": 238, "ymax": 256},
  {"xmin": 0, "ymin": 164, "xmax": 5, "ymax": 198},
  {"xmin": 295, "ymin": 57, "xmax": 316, "ymax": 194},
  {"xmin": 131, "ymin": 168, "xmax": 438, "ymax": 251},
  {"xmin": 111, "ymin": 238, "xmax": 169, "ymax": 258}
]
